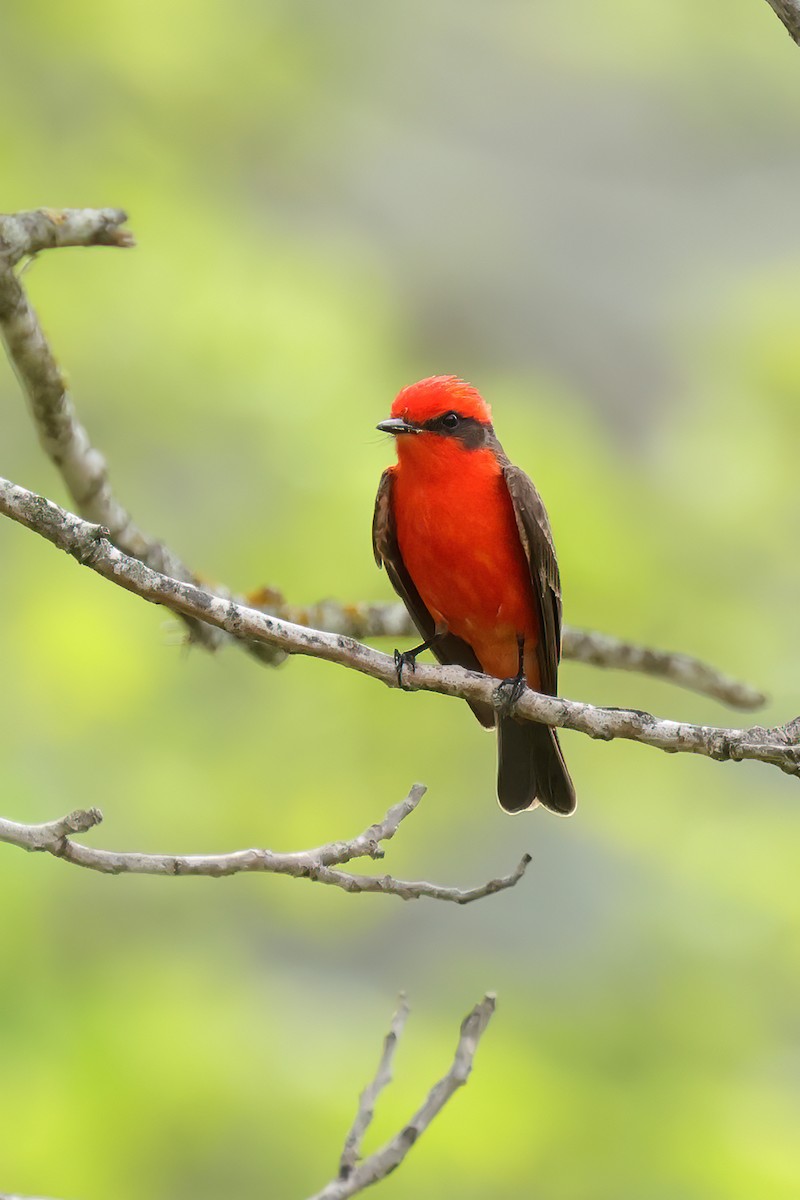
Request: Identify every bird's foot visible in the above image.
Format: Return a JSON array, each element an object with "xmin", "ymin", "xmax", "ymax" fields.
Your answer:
[
  {"xmin": 492, "ymin": 634, "xmax": 527, "ymax": 716},
  {"xmin": 493, "ymin": 671, "xmax": 527, "ymax": 717},
  {"xmin": 393, "ymin": 633, "xmax": 444, "ymax": 689},
  {"xmin": 394, "ymin": 647, "xmax": 419, "ymax": 690}
]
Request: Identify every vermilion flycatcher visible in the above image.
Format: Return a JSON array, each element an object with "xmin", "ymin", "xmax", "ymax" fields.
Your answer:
[{"xmin": 373, "ymin": 375, "xmax": 575, "ymax": 815}]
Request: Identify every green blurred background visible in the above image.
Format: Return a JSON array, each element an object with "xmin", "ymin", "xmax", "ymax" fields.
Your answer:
[{"xmin": 2, "ymin": 2, "xmax": 800, "ymax": 1197}]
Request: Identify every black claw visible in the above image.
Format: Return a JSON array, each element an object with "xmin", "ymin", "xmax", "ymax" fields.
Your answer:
[
  {"xmin": 393, "ymin": 634, "xmax": 445, "ymax": 690},
  {"xmin": 394, "ymin": 648, "xmax": 419, "ymax": 689},
  {"xmin": 494, "ymin": 673, "xmax": 527, "ymax": 717}
]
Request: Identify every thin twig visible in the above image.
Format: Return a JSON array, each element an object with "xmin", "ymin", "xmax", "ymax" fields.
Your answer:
[
  {"xmin": 339, "ymin": 994, "xmax": 411, "ymax": 1179},
  {"xmin": 309, "ymin": 994, "xmax": 496, "ymax": 1200},
  {"xmin": 0, "ymin": 476, "xmax": 796, "ymax": 780},
  {"xmin": 0, "ymin": 208, "xmax": 135, "ymax": 263},
  {"xmin": 0, "ymin": 785, "xmax": 531, "ymax": 903},
  {"xmin": 559, "ymin": 626, "xmax": 765, "ymax": 711}
]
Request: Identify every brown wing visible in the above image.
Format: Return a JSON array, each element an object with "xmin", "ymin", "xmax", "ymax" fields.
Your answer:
[
  {"xmin": 499, "ymin": 460, "xmax": 576, "ymax": 813},
  {"xmin": 372, "ymin": 467, "xmax": 494, "ymax": 727},
  {"xmin": 500, "ymin": 460, "xmax": 562, "ymax": 696}
]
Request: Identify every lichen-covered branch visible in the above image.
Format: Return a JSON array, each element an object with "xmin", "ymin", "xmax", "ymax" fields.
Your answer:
[
  {"xmin": 308, "ymin": 994, "xmax": 496, "ymax": 1200},
  {"xmin": 559, "ymin": 625, "xmax": 765, "ymax": 710},
  {"xmin": 0, "ymin": 785, "xmax": 530, "ymax": 902},
  {"xmin": 1, "ymin": 476, "xmax": 797, "ymax": 779},
  {"xmin": 0, "ymin": 207, "xmax": 259, "ymax": 655},
  {"xmin": 259, "ymin": 594, "xmax": 765, "ymax": 711},
  {"xmin": 0, "ymin": 208, "xmax": 135, "ymax": 264},
  {"xmin": 0, "ymin": 208, "xmax": 155, "ymax": 551},
  {"xmin": 764, "ymin": 0, "xmax": 800, "ymax": 43}
]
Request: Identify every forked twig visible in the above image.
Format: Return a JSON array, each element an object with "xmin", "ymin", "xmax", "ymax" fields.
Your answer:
[
  {"xmin": 0, "ymin": 785, "xmax": 530, "ymax": 903},
  {"xmin": 309, "ymin": 994, "xmax": 496, "ymax": 1200}
]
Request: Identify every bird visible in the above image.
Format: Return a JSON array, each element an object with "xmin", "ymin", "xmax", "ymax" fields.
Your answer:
[{"xmin": 373, "ymin": 375, "xmax": 575, "ymax": 815}]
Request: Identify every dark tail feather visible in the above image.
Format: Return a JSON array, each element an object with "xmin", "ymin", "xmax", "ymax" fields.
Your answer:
[{"xmin": 496, "ymin": 718, "xmax": 576, "ymax": 815}]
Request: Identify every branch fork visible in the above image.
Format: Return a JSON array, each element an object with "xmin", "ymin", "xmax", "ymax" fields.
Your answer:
[
  {"xmin": 0, "ymin": 785, "xmax": 531, "ymax": 903},
  {"xmin": 310, "ymin": 993, "xmax": 496, "ymax": 1200}
]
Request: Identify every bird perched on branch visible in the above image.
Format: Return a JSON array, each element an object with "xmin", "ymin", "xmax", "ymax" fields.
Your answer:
[{"xmin": 373, "ymin": 375, "xmax": 575, "ymax": 815}]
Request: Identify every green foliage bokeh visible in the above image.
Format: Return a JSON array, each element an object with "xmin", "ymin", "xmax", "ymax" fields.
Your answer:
[{"xmin": 2, "ymin": 2, "xmax": 800, "ymax": 1197}]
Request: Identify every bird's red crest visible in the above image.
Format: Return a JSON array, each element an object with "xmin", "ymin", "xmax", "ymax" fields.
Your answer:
[{"xmin": 391, "ymin": 376, "xmax": 492, "ymax": 426}]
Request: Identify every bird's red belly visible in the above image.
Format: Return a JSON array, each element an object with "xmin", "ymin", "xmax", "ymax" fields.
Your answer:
[{"xmin": 393, "ymin": 458, "xmax": 541, "ymax": 684}]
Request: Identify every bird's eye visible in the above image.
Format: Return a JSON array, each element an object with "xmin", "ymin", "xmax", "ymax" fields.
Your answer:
[{"xmin": 442, "ymin": 411, "xmax": 460, "ymax": 429}]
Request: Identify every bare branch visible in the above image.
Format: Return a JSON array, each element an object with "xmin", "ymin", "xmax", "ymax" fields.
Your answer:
[
  {"xmin": 0, "ymin": 208, "xmax": 141, "ymax": 544},
  {"xmin": 0, "ymin": 476, "xmax": 795, "ymax": 780},
  {"xmin": 764, "ymin": 0, "xmax": 800, "ymax": 43},
  {"xmin": 309, "ymin": 994, "xmax": 496, "ymax": 1200},
  {"xmin": 0, "ymin": 207, "xmax": 262, "ymax": 656},
  {"xmin": 559, "ymin": 626, "xmax": 765, "ymax": 711},
  {"xmin": 339, "ymin": 994, "xmax": 411, "ymax": 1179},
  {"xmin": 261, "ymin": 594, "xmax": 765, "ymax": 711},
  {"xmin": 0, "ymin": 785, "xmax": 530, "ymax": 903},
  {"xmin": 0, "ymin": 208, "xmax": 135, "ymax": 264}
]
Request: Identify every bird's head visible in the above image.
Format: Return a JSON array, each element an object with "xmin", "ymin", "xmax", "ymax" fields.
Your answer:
[{"xmin": 377, "ymin": 376, "xmax": 493, "ymax": 452}]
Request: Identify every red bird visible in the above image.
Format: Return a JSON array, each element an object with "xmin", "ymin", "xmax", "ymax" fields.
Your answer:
[{"xmin": 373, "ymin": 376, "xmax": 575, "ymax": 815}]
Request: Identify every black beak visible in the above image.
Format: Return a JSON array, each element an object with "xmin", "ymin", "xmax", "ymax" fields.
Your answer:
[{"xmin": 376, "ymin": 417, "xmax": 418, "ymax": 436}]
